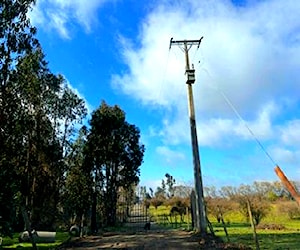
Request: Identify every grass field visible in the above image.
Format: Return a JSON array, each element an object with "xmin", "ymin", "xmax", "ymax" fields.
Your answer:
[
  {"xmin": 149, "ymin": 204, "xmax": 300, "ymax": 249},
  {"xmin": 1, "ymin": 232, "xmax": 69, "ymax": 249},
  {"xmin": 1, "ymin": 203, "xmax": 299, "ymax": 249}
]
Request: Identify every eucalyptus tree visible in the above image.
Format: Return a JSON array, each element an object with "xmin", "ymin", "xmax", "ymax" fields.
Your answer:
[
  {"xmin": 0, "ymin": 0, "xmax": 38, "ymax": 87},
  {"xmin": 1, "ymin": 0, "xmax": 88, "ymax": 236},
  {"xmin": 11, "ymin": 48, "xmax": 87, "ymax": 229},
  {"xmin": 85, "ymin": 101, "xmax": 145, "ymax": 226},
  {"xmin": 63, "ymin": 126, "xmax": 92, "ymax": 234},
  {"xmin": 0, "ymin": 0, "xmax": 37, "ymax": 236},
  {"xmin": 9, "ymin": 48, "xmax": 61, "ymax": 229},
  {"xmin": 165, "ymin": 173, "xmax": 176, "ymax": 198}
]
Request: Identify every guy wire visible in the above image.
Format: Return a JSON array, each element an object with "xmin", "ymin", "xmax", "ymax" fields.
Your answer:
[{"xmin": 201, "ymin": 67, "xmax": 277, "ymax": 167}]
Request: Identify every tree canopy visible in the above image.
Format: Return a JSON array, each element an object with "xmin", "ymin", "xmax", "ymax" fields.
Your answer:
[
  {"xmin": 0, "ymin": 0, "xmax": 87, "ymax": 236},
  {"xmin": 85, "ymin": 101, "xmax": 145, "ymax": 226}
]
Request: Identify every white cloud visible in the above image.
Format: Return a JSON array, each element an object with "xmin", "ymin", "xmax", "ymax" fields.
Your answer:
[
  {"xmin": 279, "ymin": 120, "xmax": 300, "ymax": 146},
  {"xmin": 269, "ymin": 147, "xmax": 300, "ymax": 166},
  {"xmin": 156, "ymin": 101, "xmax": 276, "ymax": 147},
  {"xmin": 156, "ymin": 146, "xmax": 186, "ymax": 164},
  {"xmin": 29, "ymin": 0, "xmax": 110, "ymax": 38},
  {"xmin": 113, "ymin": 0, "xmax": 300, "ymax": 153},
  {"xmin": 48, "ymin": 12, "xmax": 70, "ymax": 39}
]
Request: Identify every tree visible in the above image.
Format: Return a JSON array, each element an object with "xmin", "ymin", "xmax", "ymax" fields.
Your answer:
[
  {"xmin": 1, "ymin": 0, "xmax": 88, "ymax": 237},
  {"xmin": 85, "ymin": 101, "xmax": 144, "ymax": 226},
  {"xmin": 204, "ymin": 186, "xmax": 218, "ymax": 199},
  {"xmin": 206, "ymin": 197, "xmax": 233, "ymax": 222},
  {"xmin": 165, "ymin": 173, "xmax": 176, "ymax": 198},
  {"xmin": 63, "ymin": 126, "xmax": 92, "ymax": 235},
  {"xmin": 0, "ymin": 0, "xmax": 38, "ymax": 237},
  {"xmin": 1, "ymin": 0, "xmax": 38, "ymax": 87},
  {"xmin": 1, "ymin": 46, "xmax": 87, "ymax": 233},
  {"xmin": 150, "ymin": 197, "xmax": 164, "ymax": 210},
  {"xmin": 12, "ymin": 48, "xmax": 87, "ymax": 230},
  {"xmin": 236, "ymin": 184, "xmax": 270, "ymax": 225},
  {"xmin": 149, "ymin": 188, "xmax": 154, "ymax": 198},
  {"xmin": 154, "ymin": 186, "xmax": 166, "ymax": 199}
]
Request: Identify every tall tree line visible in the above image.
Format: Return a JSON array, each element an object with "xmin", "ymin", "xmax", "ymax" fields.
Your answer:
[
  {"xmin": 1, "ymin": 0, "xmax": 145, "ymax": 236},
  {"xmin": 1, "ymin": 0, "xmax": 87, "ymax": 234}
]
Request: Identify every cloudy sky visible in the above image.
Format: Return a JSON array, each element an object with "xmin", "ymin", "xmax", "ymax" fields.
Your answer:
[{"xmin": 29, "ymin": 0, "xmax": 300, "ymax": 190}]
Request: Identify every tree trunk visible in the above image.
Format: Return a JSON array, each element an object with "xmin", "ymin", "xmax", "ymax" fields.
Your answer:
[
  {"xmin": 21, "ymin": 205, "xmax": 37, "ymax": 250},
  {"xmin": 91, "ymin": 191, "xmax": 97, "ymax": 233}
]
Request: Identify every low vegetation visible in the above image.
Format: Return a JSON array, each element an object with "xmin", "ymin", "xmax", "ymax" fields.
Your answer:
[{"xmin": 143, "ymin": 177, "xmax": 300, "ymax": 249}]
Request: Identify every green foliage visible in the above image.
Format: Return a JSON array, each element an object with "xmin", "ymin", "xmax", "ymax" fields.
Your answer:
[
  {"xmin": 165, "ymin": 173, "xmax": 175, "ymax": 198},
  {"xmin": 9, "ymin": 49, "xmax": 86, "ymax": 230},
  {"xmin": 0, "ymin": 0, "xmax": 38, "ymax": 84},
  {"xmin": 0, "ymin": 0, "xmax": 37, "ymax": 237},
  {"xmin": 150, "ymin": 197, "xmax": 164, "ymax": 209},
  {"xmin": 153, "ymin": 173, "xmax": 176, "ymax": 199},
  {"xmin": 277, "ymin": 201, "xmax": 300, "ymax": 219},
  {"xmin": 0, "ymin": 0, "xmax": 87, "ymax": 235},
  {"xmin": 238, "ymin": 196, "xmax": 270, "ymax": 225},
  {"xmin": 63, "ymin": 127, "xmax": 92, "ymax": 227},
  {"xmin": 85, "ymin": 101, "xmax": 144, "ymax": 226},
  {"xmin": 206, "ymin": 197, "xmax": 233, "ymax": 221},
  {"xmin": 149, "ymin": 202, "xmax": 300, "ymax": 249}
]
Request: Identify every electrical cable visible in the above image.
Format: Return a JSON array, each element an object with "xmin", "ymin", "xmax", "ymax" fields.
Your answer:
[{"xmin": 200, "ymin": 67, "xmax": 277, "ymax": 166}]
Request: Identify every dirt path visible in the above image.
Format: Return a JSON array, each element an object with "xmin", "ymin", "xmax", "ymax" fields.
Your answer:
[
  {"xmin": 58, "ymin": 223, "xmax": 211, "ymax": 250},
  {"xmin": 57, "ymin": 223, "xmax": 250, "ymax": 249}
]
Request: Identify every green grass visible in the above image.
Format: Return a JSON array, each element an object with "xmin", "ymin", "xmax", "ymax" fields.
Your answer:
[
  {"xmin": 3, "ymin": 203, "xmax": 299, "ymax": 249},
  {"xmin": 149, "ymin": 204, "xmax": 300, "ymax": 249},
  {"xmin": 1, "ymin": 232, "xmax": 69, "ymax": 249},
  {"xmin": 213, "ymin": 222, "xmax": 300, "ymax": 249},
  {"xmin": 149, "ymin": 205, "xmax": 193, "ymax": 229},
  {"xmin": 212, "ymin": 206, "xmax": 300, "ymax": 249}
]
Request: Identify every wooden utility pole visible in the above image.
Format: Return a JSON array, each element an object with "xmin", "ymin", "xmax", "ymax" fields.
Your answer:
[{"xmin": 169, "ymin": 38, "xmax": 206, "ymax": 234}]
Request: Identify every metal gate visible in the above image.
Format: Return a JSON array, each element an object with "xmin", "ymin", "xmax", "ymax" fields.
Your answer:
[{"xmin": 118, "ymin": 186, "xmax": 150, "ymax": 228}]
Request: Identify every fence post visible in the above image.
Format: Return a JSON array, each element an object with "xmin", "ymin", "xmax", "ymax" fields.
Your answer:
[{"xmin": 247, "ymin": 199, "xmax": 260, "ymax": 250}]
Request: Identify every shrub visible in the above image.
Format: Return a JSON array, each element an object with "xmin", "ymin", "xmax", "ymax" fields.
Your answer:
[
  {"xmin": 150, "ymin": 197, "xmax": 164, "ymax": 209},
  {"xmin": 278, "ymin": 201, "xmax": 300, "ymax": 219}
]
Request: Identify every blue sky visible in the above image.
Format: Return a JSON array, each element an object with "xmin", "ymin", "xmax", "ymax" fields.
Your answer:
[{"xmin": 29, "ymin": 0, "xmax": 300, "ymax": 190}]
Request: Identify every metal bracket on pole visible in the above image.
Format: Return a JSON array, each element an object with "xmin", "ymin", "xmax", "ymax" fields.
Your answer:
[
  {"xmin": 169, "ymin": 37, "xmax": 173, "ymax": 50},
  {"xmin": 197, "ymin": 37, "xmax": 203, "ymax": 49},
  {"xmin": 169, "ymin": 37, "xmax": 203, "ymax": 49}
]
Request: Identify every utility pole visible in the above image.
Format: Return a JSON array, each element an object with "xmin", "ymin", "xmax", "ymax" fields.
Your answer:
[{"xmin": 169, "ymin": 37, "xmax": 207, "ymax": 234}]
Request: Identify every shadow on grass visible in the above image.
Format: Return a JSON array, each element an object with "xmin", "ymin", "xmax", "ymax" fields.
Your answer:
[
  {"xmin": 1, "ymin": 232, "xmax": 69, "ymax": 250},
  {"xmin": 221, "ymin": 232, "xmax": 300, "ymax": 249},
  {"xmin": 2, "ymin": 246, "xmax": 59, "ymax": 250},
  {"xmin": 212, "ymin": 222, "xmax": 251, "ymax": 228}
]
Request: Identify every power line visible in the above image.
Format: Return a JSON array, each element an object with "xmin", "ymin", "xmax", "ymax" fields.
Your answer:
[{"xmin": 200, "ymin": 67, "xmax": 277, "ymax": 166}]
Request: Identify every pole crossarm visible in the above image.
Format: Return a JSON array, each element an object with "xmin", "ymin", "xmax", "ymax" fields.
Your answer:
[{"xmin": 169, "ymin": 37, "xmax": 203, "ymax": 49}]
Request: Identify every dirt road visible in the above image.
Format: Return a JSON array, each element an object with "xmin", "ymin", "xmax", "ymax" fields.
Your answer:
[
  {"xmin": 58, "ymin": 223, "xmax": 210, "ymax": 249},
  {"xmin": 57, "ymin": 223, "xmax": 249, "ymax": 249}
]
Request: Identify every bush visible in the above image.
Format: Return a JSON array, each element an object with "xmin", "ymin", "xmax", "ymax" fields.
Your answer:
[
  {"xmin": 206, "ymin": 197, "xmax": 233, "ymax": 222},
  {"xmin": 150, "ymin": 197, "xmax": 164, "ymax": 209},
  {"xmin": 238, "ymin": 195, "xmax": 270, "ymax": 225},
  {"xmin": 278, "ymin": 201, "xmax": 300, "ymax": 219}
]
